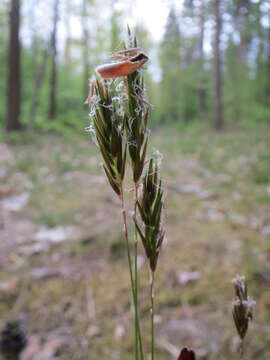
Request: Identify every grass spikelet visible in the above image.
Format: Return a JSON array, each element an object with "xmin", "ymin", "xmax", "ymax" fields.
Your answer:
[{"xmin": 232, "ymin": 274, "xmax": 256, "ymax": 358}]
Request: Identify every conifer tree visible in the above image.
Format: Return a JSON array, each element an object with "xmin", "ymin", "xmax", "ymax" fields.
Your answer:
[{"xmin": 159, "ymin": 8, "xmax": 181, "ymax": 123}]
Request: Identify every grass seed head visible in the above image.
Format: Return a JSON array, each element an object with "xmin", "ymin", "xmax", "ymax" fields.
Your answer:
[
  {"xmin": 123, "ymin": 34, "xmax": 150, "ymax": 185},
  {"xmin": 87, "ymin": 31, "xmax": 150, "ymax": 190},
  {"xmin": 87, "ymin": 78, "xmax": 126, "ymax": 196},
  {"xmin": 232, "ymin": 274, "xmax": 256, "ymax": 340},
  {"xmin": 134, "ymin": 157, "xmax": 165, "ymax": 272}
]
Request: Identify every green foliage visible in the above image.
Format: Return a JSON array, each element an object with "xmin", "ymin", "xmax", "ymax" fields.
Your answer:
[
  {"xmin": 251, "ymin": 154, "xmax": 270, "ymax": 185},
  {"xmin": 38, "ymin": 209, "xmax": 75, "ymax": 227},
  {"xmin": 159, "ymin": 8, "xmax": 181, "ymax": 123},
  {"xmin": 110, "ymin": 3, "xmax": 123, "ymax": 51},
  {"xmin": 1, "ymin": 0, "xmax": 270, "ymax": 133},
  {"xmin": 134, "ymin": 25, "xmax": 159, "ymax": 125},
  {"xmin": 181, "ymin": 60, "xmax": 200, "ymax": 122},
  {"xmin": 224, "ymin": 37, "xmax": 252, "ymax": 123}
]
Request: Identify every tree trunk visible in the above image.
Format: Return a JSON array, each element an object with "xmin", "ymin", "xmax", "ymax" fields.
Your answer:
[
  {"xmin": 234, "ymin": 0, "xmax": 251, "ymax": 63},
  {"xmin": 213, "ymin": 0, "xmax": 224, "ymax": 130},
  {"xmin": 6, "ymin": 0, "xmax": 21, "ymax": 131},
  {"xmin": 30, "ymin": 45, "xmax": 50, "ymax": 122},
  {"xmin": 82, "ymin": 0, "xmax": 90, "ymax": 97},
  {"xmin": 198, "ymin": 0, "xmax": 206, "ymax": 120},
  {"xmin": 48, "ymin": 0, "xmax": 59, "ymax": 120}
]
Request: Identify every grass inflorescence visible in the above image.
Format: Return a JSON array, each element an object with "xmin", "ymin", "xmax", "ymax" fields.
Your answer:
[{"xmin": 85, "ymin": 28, "xmax": 165, "ymax": 360}]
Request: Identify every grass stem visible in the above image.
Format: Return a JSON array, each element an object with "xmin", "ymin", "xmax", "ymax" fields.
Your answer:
[
  {"xmin": 134, "ymin": 239, "xmax": 138, "ymax": 360},
  {"xmin": 240, "ymin": 339, "xmax": 244, "ymax": 359},
  {"xmin": 134, "ymin": 184, "xmax": 139, "ymax": 360},
  {"xmin": 150, "ymin": 270, "xmax": 155, "ymax": 360},
  {"xmin": 120, "ymin": 183, "xmax": 144, "ymax": 360}
]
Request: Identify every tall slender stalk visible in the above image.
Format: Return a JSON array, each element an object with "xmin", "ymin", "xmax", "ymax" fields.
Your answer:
[
  {"xmin": 239, "ymin": 340, "xmax": 244, "ymax": 359},
  {"xmin": 134, "ymin": 239, "xmax": 138, "ymax": 360},
  {"xmin": 120, "ymin": 183, "xmax": 144, "ymax": 360},
  {"xmin": 150, "ymin": 270, "xmax": 155, "ymax": 360},
  {"xmin": 134, "ymin": 184, "xmax": 139, "ymax": 360}
]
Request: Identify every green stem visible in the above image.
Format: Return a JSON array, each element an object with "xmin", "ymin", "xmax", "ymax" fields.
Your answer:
[
  {"xmin": 150, "ymin": 270, "xmax": 155, "ymax": 360},
  {"xmin": 134, "ymin": 240, "xmax": 138, "ymax": 360},
  {"xmin": 134, "ymin": 184, "xmax": 139, "ymax": 360},
  {"xmin": 120, "ymin": 183, "xmax": 145, "ymax": 360}
]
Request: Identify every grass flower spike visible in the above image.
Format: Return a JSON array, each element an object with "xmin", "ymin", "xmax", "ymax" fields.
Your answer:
[
  {"xmin": 232, "ymin": 274, "xmax": 256, "ymax": 357},
  {"xmin": 124, "ymin": 33, "xmax": 150, "ymax": 184},
  {"xmin": 134, "ymin": 158, "xmax": 165, "ymax": 272},
  {"xmin": 88, "ymin": 78, "xmax": 127, "ymax": 196}
]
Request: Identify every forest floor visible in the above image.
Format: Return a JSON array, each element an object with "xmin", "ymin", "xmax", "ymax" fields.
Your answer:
[{"xmin": 0, "ymin": 125, "xmax": 270, "ymax": 360}]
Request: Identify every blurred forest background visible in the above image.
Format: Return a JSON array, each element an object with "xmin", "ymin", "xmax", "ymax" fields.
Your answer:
[
  {"xmin": 1, "ymin": 0, "xmax": 270, "ymax": 359},
  {"xmin": 1, "ymin": 0, "xmax": 270, "ymax": 132}
]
